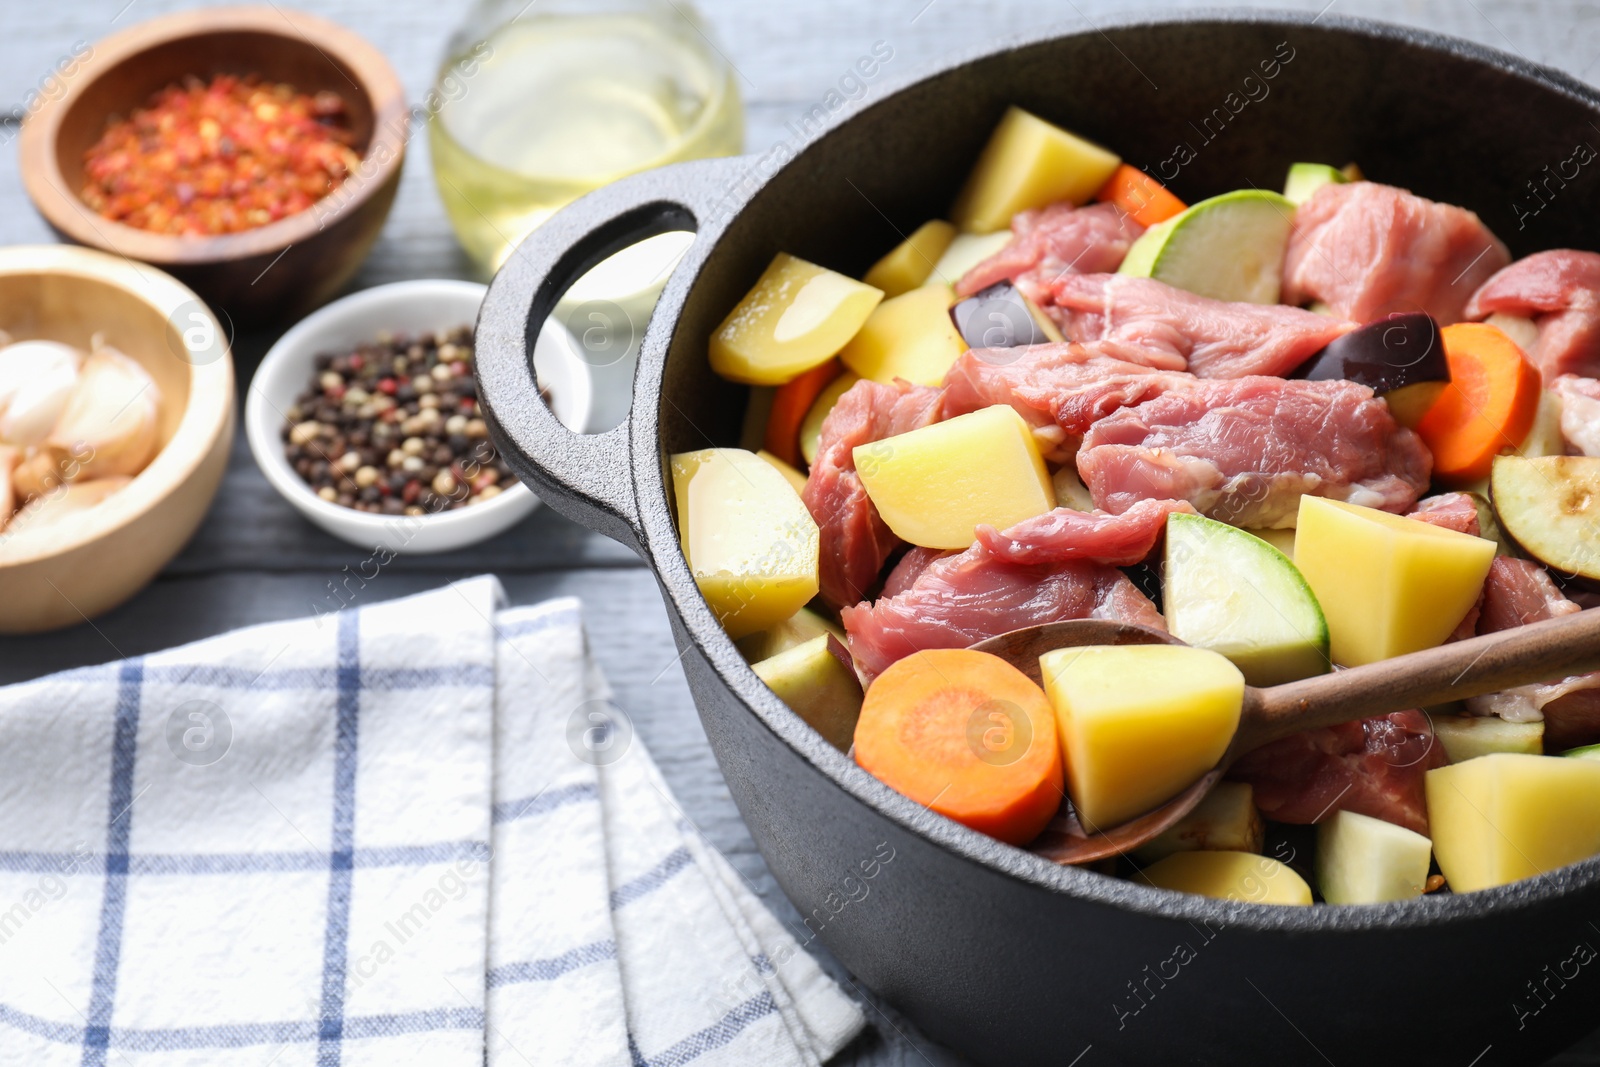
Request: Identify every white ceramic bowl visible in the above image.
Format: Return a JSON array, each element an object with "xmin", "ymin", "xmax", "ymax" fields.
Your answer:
[{"xmin": 246, "ymin": 279, "xmax": 591, "ymax": 553}]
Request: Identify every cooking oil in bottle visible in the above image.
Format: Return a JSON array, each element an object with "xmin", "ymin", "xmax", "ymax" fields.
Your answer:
[{"xmin": 430, "ymin": 0, "xmax": 743, "ymax": 274}]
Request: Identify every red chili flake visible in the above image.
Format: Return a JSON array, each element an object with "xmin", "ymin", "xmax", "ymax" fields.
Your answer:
[
  {"xmin": 80, "ymin": 73, "xmax": 360, "ymax": 236},
  {"xmin": 401, "ymin": 480, "xmax": 422, "ymax": 504},
  {"xmin": 460, "ymin": 398, "xmax": 476, "ymax": 412},
  {"xmin": 376, "ymin": 378, "xmax": 397, "ymax": 395}
]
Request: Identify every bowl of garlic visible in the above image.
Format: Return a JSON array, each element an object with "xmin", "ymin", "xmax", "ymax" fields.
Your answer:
[{"xmin": 0, "ymin": 245, "xmax": 233, "ymax": 633}]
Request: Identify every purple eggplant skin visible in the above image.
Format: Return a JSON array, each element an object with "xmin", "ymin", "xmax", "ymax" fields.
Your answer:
[
  {"xmin": 1295, "ymin": 311, "xmax": 1450, "ymax": 392},
  {"xmin": 950, "ymin": 282, "xmax": 1052, "ymax": 350}
]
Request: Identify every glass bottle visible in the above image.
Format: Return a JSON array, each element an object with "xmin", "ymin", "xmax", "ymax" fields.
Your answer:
[{"xmin": 429, "ymin": 0, "xmax": 743, "ymax": 274}]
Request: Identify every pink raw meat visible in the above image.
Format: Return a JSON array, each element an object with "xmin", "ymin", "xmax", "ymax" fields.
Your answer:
[
  {"xmin": 955, "ymin": 202, "xmax": 1144, "ymax": 303},
  {"xmin": 843, "ymin": 548, "xmax": 1163, "ymax": 681},
  {"xmin": 1552, "ymin": 374, "xmax": 1600, "ymax": 455},
  {"xmin": 802, "ymin": 379, "xmax": 945, "ymax": 608},
  {"xmin": 1464, "ymin": 557, "xmax": 1600, "ymax": 750},
  {"xmin": 974, "ymin": 497, "xmax": 1195, "ymax": 566},
  {"xmin": 1407, "ymin": 492, "xmax": 1480, "ymax": 536},
  {"xmin": 1076, "ymin": 377, "xmax": 1433, "ymax": 528},
  {"xmin": 1477, "ymin": 557, "xmax": 1577, "ymax": 634},
  {"xmin": 941, "ymin": 341, "xmax": 1195, "ymax": 452},
  {"xmin": 1466, "ymin": 251, "xmax": 1600, "ymax": 380},
  {"xmin": 880, "ymin": 546, "xmax": 951, "ymax": 599},
  {"xmin": 1282, "ymin": 181, "xmax": 1509, "ymax": 325},
  {"xmin": 1044, "ymin": 273, "xmax": 1352, "ymax": 378},
  {"xmin": 1228, "ymin": 710, "xmax": 1446, "ymax": 835}
]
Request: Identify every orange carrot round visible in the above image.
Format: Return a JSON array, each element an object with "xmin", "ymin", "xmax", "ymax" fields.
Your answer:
[
  {"xmin": 1094, "ymin": 164, "xmax": 1187, "ymax": 228},
  {"xmin": 1416, "ymin": 322, "xmax": 1542, "ymax": 483},
  {"xmin": 763, "ymin": 358, "xmax": 841, "ymax": 467},
  {"xmin": 854, "ymin": 648, "xmax": 1064, "ymax": 846}
]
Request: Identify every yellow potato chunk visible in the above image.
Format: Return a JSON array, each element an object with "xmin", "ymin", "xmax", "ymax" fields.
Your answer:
[
  {"xmin": 839, "ymin": 283, "xmax": 969, "ymax": 387},
  {"xmin": 1426, "ymin": 753, "xmax": 1600, "ymax": 893},
  {"xmin": 951, "ymin": 106, "xmax": 1121, "ymax": 233},
  {"xmin": 1294, "ymin": 496, "xmax": 1496, "ymax": 667},
  {"xmin": 854, "ymin": 404, "xmax": 1052, "ymax": 550},
  {"xmin": 1140, "ymin": 851, "xmax": 1312, "ymax": 905},
  {"xmin": 671, "ymin": 448, "xmax": 820, "ymax": 639},
  {"xmin": 755, "ymin": 449, "xmax": 808, "ymax": 497},
  {"xmin": 710, "ymin": 254, "xmax": 883, "ymax": 385},
  {"xmin": 1040, "ymin": 645, "xmax": 1244, "ymax": 830},
  {"xmin": 863, "ymin": 220, "xmax": 957, "ymax": 298}
]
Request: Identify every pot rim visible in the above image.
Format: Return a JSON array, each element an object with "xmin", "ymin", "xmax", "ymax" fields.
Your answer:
[{"xmin": 631, "ymin": 10, "xmax": 1600, "ymax": 931}]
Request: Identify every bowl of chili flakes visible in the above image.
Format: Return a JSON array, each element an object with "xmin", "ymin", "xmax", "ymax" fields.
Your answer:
[{"xmin": 19, "ymin": 6, "xmax": 408, "ymax": 327}]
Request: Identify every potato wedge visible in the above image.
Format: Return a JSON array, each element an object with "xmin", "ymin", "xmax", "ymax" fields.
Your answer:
[
  {"xmin": 1295, "ymin": 497, "xmax": 1496, "ymax": 666},
  {"xmin": 838, "ymin": 283, "xmax": 968, "ymax": 387},
  {"xmin": 863, "ymin": 220, "xmax": 957, "ymax": 298},
  {"xmin": 951, "ymin": 106, "xmax": 1121, "ymax": 233},
  {"xmin": 1427, "ymin": 753, "xmax": 1600, "ymax": 892},
  {"xmin": 1140, "ymin": 851, "xmax": 1311, "ymax": 905},
  {"xmin": 710, "ymin": 254, "xmax": 883, "ymax": 385},
  {"xmin": 671, "ymin": 448, "xmax": 820, "ymax": 638},
  {"xmin": 854, "ymin": 404, "xmax": 1052, "ymax": 550},
  {"xmin": 1040, "ymin": 644, "xmax": 1243, "ymax": 831}
]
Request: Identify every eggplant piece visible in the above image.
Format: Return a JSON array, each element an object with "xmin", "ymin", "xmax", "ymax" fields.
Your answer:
[
  {"xmin": 949, "ymin": 282, "xmax": 1059, "ymax": 350},
  {"xmin": 1491, "ymin": 454, "xmax": 1600, "ymax": 589},
  {"xmin": 1295, "ymin": 312, "xmax": 1450, "ymax": 427}
]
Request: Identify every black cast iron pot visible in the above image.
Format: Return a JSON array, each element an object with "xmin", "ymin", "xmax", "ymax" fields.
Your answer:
[{"xmin": 477, "ymin": 12, "xmax": 1600, "ymax": 1065}]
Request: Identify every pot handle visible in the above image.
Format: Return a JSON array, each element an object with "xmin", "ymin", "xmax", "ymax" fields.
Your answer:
[{"xmin": 475, "ymin": 156, "xmax": 745, "ymax": 554}]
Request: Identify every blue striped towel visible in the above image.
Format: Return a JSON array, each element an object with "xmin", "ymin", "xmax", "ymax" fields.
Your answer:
[{"xmin": 0, "ymin": 577, "xmax": 865, "ymax": 1065}]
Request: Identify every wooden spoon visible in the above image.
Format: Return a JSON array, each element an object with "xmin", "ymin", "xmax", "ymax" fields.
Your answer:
[{"xmin": 972, "ymin": 608, "xmax": 1600, "ymax": 865}]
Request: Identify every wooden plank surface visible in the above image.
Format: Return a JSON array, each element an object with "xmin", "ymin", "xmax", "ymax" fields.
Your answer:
[{"xmin": 4, "ymin": 0, "xmax": 1600, "ymax": 1062}]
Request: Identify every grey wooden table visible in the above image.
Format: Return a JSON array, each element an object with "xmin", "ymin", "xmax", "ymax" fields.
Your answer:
[{"xmin": 4, "ymin": 1, "xmax": 1600, "ymax": 1063}]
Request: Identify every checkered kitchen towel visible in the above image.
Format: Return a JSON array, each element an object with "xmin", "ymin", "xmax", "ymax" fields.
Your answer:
[{"xmin": 0, "ymin": 577, "xmax": 865, "ymax": 1065}]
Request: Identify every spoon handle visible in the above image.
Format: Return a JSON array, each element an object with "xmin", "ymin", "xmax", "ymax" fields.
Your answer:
[{"xmin": 1244, "ymin": 607, "xmax": 1600, "ymax": 748}]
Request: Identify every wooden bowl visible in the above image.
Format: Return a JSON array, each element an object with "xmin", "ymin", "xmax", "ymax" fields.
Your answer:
[
  {"xmin": 18, "ymin": 6, "xmax": 407, "ymax": 327},
  {"xmin": 0, "ymin": 246, "xmax": 234, "ymax": 633}
]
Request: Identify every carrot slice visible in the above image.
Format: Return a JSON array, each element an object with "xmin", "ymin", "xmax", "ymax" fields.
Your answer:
[
  {"xmin": 854, "ymin": 648, "xmax": 1064, "ymax": 845},
  {"xmin": 1093, "ymin": 164, "xmax": 1187, "ymax": 228},
  {"xmin": 1416, "ymin": 322, "xmax": 1542, "ymax": 483},
  {"xmin": 763, "ymin": 358, "xmax": 841, "ymax": 466}
]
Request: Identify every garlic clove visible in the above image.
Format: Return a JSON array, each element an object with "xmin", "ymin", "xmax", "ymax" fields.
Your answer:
[
  {"xmin": 0, "ymin": 340, "xmax": 84, "ymax": 447},
  {"xmin": 11, "ymin": 447, "xmax": 69, "ymax": 502},
  {"xmin": 47, "ymin": 345, "xmax": 160, "ymax": 480},
  {"xmin": 7, "ymin": 475, "xmax": 131, "ymax": 538},
  {"xmin": 0, "ymin": 445, "xmax": 16, "ymax": 531}
]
